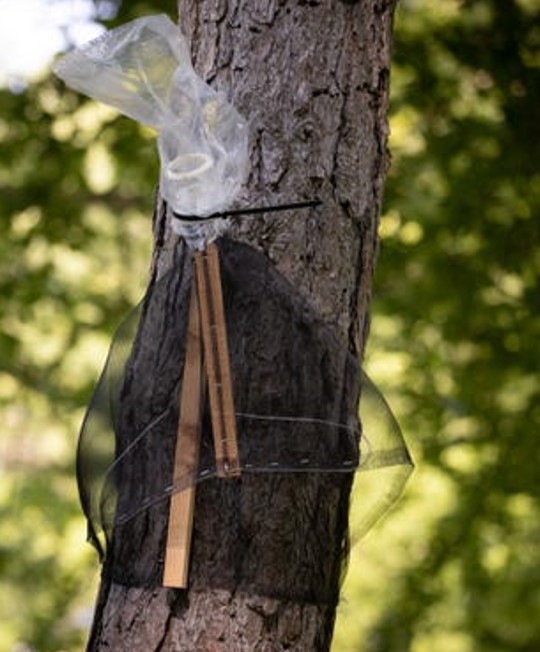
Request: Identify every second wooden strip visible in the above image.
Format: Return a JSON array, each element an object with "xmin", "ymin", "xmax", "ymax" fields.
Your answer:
[
  {"xmin": 163, "ymin": 283, "xmax": 203, "ymax": 588},
  {"xmin": 195, "ymin": 245, "xmax": 240, "ymax": 478}
]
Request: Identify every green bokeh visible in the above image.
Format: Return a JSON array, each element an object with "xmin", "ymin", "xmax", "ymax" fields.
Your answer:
[{"xmin": 335, "ymin": 1, "xmax": 540, "ymax": 650}]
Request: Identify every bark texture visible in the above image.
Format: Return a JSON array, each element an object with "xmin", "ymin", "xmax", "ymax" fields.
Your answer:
[{"xmin": 87, "ymin": 1, "xmax": 396, "ymax": 650}]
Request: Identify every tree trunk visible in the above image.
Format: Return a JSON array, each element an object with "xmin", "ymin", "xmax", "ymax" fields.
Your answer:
[{"xmin": 86, "ymin": 1, "xmax": 396, "ymax": 650}]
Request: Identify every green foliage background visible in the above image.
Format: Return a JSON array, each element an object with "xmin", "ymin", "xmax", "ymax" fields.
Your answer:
[{"xmin": 1, "ymin": 1, "xmax": 539, "ymax": 650}]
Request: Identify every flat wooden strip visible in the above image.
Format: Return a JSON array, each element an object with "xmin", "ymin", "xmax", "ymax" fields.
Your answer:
[
  {"xmin": 206, "ymin": 244, "xmax": 240, "ymax": 476},
  {"xmin": 163, "ymin": 284, "xmax": 203, "ymax": 588},
  {"xmin": 194, "ymin": 249, "xmax": 225, "ymax": 475},
  {"xmin": 195, "ymin": 245, "xmax": 240, "ymax": 478}
]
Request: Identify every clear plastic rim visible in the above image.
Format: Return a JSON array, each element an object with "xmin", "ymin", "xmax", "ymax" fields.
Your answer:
[{"xmin": 166, "ymin": 152, "xmax": 213, "ymax": 181}]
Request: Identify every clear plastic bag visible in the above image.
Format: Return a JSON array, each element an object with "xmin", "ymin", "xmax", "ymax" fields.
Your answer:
[{"xmin": 53, "ymin": 14, "xmax": 248, "ymax": 232}]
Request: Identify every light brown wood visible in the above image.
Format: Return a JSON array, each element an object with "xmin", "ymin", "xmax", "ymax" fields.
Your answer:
[
  {"xmin": 205, "ymin": 243, "xmax": 241, "ymax": 476},
  {"xmin": 165, "ymin": 245, "xmax": 240, "ymax": 587},
  {"xmin": 194, "ymin": 244, "xmax": 240, "ymax": 478},
  {"xmin": 163, "ymin": 284, "xmax": 203, "ymax": 588}
]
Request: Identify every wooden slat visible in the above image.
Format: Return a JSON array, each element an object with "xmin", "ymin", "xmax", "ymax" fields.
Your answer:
[
  {"xmin": 205, "ymin": 244, "xmax": 240, "ymax": 475},
  {"xmin": 195, "ymin": 244, "xmax": 240, "ymax": 478},
  {"xmin": 163, "ymin": 284, "xmax": 203, "ymax": 588}
]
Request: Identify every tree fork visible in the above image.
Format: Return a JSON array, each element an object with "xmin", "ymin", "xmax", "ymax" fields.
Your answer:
[{"xmin": 86, "ymin": 1, "xmax": 397, "ymax": 650}]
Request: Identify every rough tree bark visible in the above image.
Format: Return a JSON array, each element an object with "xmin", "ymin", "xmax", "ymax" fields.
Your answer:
[{"xmin": 86, "ymin": 1, "xmax": 396, "ymax": 650}]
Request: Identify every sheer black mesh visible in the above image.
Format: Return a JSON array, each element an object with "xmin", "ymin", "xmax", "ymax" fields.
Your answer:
[{"xmin": 76, "ymin": 239, "xmax": 413, "ymax": 571}]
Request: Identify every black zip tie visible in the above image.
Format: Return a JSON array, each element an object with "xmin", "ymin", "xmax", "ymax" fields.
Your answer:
[{"xmin": 172, "ymin": 199, "xmax": 322, "ymax": 223}]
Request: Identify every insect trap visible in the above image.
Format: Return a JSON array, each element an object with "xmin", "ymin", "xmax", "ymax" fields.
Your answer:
[{"xmin": 54, "ymin": 14, "xmax": 412, "ymax": 591}]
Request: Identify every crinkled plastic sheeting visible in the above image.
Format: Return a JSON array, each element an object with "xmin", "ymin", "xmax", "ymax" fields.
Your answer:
[{"xmin": 53, "ymin": 14, "xmax": 248, "ymax": 247}]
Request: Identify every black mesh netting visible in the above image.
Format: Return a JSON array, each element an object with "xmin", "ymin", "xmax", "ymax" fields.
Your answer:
[{"xmin": 77, "ymin": 238, "xmax": 412, "ymax": 593}]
